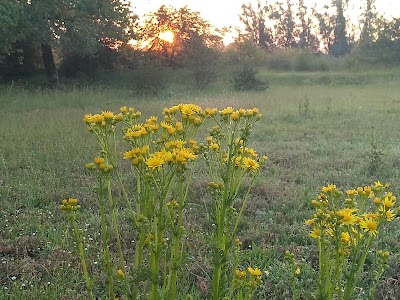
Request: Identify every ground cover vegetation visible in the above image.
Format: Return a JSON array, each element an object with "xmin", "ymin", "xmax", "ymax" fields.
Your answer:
[
  {"xmin": 1, "ymin": 0, "xmax": 400, "ymax": 299},
  {"xmin": 1, "ymin": 74, "xmax": 400, "ymax": 299}
]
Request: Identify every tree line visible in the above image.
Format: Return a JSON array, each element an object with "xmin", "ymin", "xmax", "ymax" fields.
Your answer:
[{"xmin": 0, "ymin": 0, "xmax": 399, "ymax": 86}]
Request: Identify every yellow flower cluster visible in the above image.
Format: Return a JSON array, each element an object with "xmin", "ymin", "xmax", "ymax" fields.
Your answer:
[
  {"xmin": 306, "ymin": 181, "xmax": 398, "ymax": 244},
  {"xmin": 83, "ymin": 111, "xmax": 124, "ymax": 129},
  {"xmin": 59, "ymin": 198, "xmax": 80, "ymax": 212},
  {"xmin": 85, "ymin": 156, "xmax": 113, "ymax": 173},
  {"xmin": 234, "ymin": 266, "xmax": 263, "ymax": 289}
]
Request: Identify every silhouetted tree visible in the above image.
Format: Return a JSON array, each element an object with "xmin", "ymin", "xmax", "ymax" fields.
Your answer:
[{"xmin": 239, "ymin": 1, "xmax": 274, "ymax": 51}]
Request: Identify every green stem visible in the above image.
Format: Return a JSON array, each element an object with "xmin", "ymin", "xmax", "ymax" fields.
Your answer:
[
  {"xmin": 99, "ymin": 178, "xmax": 115, "ymax": 299},
  {"xmin": 107, "ymin": 176, "xmax": 130, "ymax": 297},
  {"xmin": 344, "ymin": 235, "xmax": 374, "ymax": 300},
  {"xmin": 71, "ymin": 219, "xmax": 95, "ymax": 300}
]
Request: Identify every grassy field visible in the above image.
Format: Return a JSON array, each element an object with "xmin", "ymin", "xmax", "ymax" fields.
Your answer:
[{"xmin": 1, "ymin": 71, "xmax": 400, "ymax": 299}]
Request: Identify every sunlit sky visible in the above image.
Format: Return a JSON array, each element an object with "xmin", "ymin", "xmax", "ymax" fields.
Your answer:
[{"xmin": 132, "ymin": 0, "xmax": 400, "ymax": 30}]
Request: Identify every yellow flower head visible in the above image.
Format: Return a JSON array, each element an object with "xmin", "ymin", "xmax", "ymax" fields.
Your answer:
[
  {"xmin": 231, "ymin": 111, "xmax": 240, "ymax": 121},
  {"xmin": 305, "ymin": 219, "xmax": 315, "ymax": 225},
  {"xmin": 102, "ymin": 111, "xmax": 114, "ymax": 120},
  {"xmin": 146, "ymin": 153, "xmax": 165, "ymax": 170},
  {"xmin": 59, "ymin": 198, "xmax": 80, "ymax": 211},
  {"xmin": 220, "ymin": 107, "xmax": 234, "ymax": 115},
  {"xmin": 247, "ymin": 267, "xmax": 262, "ymax": 277},
  {"xmin": 374, "ymin": 180, "xmax": 383, "ymax": 188},
  {"xmin": 242, "ymin": 157, "xmax": 260, "ymax": 172},
  {"xmin": 165, "ymin": 140, "xmax": 186, "ymax": 150},
  {"xmin": 90, "ymin": 114, "xmax": 104, "ymax": 124},
  {"xmin": 382, "ymin": 195, "xmax": 396, "ymax": 209},
  {"xmin": 337, "ymin": 208, "xmax": 358, "ymax": 225},
  {"xmin": 94, "ymin": 156, "xmax": 105, "ymax": 164},
  {"xmin": 346, "ymin": 189, "xmax": 357, "ymax": 198},
  {"xmin": 205, "ymin": 107, "xmax": 217, "ymax": 116},
  {"xmin": 385, "ymin": 209, "xmax": 396, "ymax": 221},
  {"xmin": 180, "ymin": 104, "xmax": 201, "ymax": 116},
  {"xmin": 309, "ymin": 228, "xmax": 321, "ymax": 239},
  {"xmin": 322, "ymin": 184, "xmax": 337, "ymax": 193},
  {"xmin": 83, "ymin": 114, "xmax": 92, "ymax": 123},
  {"xmin": 235, "ymin": 270, "xmax": 246, "ymax": 279},
  {"xmin": 123, "ymin": 148, "xmax": 141, "ymax": 160},
  {"xmin": 341, "ymin": 232, "xmax": 351, "ymax": 244},
  {"xmin": 360, "ymin": 217, "xmax": 378, "ymax": 236},
  {"xmin": 117, "ymin": 269, "xmax": 124, "ymax": 277}
]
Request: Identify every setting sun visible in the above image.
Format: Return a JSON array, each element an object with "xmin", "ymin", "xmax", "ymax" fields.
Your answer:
[{"xmin": 159, "ymin": 31, "xmax": 174, "ymax": 43}]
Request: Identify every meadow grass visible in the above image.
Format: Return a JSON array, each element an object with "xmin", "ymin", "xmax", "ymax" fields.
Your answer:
[{"xmin": 1, "ymin": 71, "xmax": 400, "ymax": 299}]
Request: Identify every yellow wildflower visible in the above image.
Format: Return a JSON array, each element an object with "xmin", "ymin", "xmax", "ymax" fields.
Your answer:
[
  {"xmin": 341, "ymin": 232, "xmax": 351, "ymax": 244},
  {"xmin": 242, "ymin": 157, "xmax": 259, "ymax": 172},
  {"xmin": 123, "ymin": 148, "xmax": 141, "ymax": 160},
  {"xmin": 337, "ymin": 208, "xmax": 358, "ymax": 225},
  {"xmin": 235, "ymin": 270, "xmax": 246, "ymax": 279},
  {"xmin": 146, "ymin": 153, "xmax": 165, "ymax": 170},
  {"xmin": 83, "ymin": 114, "xmax": 92, "ymax": 123},
  {"xmin": 94, "ymin": 156, "xmax": 105, "ymax": 164},
  {"xmin": 360, "ymin": 217, "xmax": 378, "ymax": 236},
  {"xmin": 385, "ymin": 209, "xmax": 396, "ymax": 221},
  {"xmin": 309, "ymin": 228, "xmax": 321, "ymax": 239},
  {"xmin": 180, "ymin": 104, "xmax": 201, "ymax": 115},
  {"xmin": 322, "ymin": 184, "xmax": 337, "ymax": 193},
  {"xmin": 231, "ymin": 111, "xmax": 240, "ymax": 121},
  {"xmin": 205, "ymin": 107, "xmax": 217, "ymax": 116},
  {"xmin": 209, "ymin": 143, "xmax": 219, "ymax": 150},
  {"xmin": 382, "ymin": 195, "xmax": 396, "ymax": 209},
  {"xmin": 374, "ymin": 181, "xmax": 383, "ymax": 188},
  {"xmin": 220, "ymin": 107, "xmax": 234, "ymax": 115},
  {"xmin": 102, "ymin": 111, "xmax": 114, "ymax": 120},
  {"xmin": 305, "ymin": 219, "xmax": 315, "ymax": 225},
  {"xmin": 247, "ymin": 267, "xmax": 262, "ymax": 277}
]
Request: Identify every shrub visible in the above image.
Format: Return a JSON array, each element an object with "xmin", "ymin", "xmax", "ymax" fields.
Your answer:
[
  {"xmin": 232, "ymin": 67, "xmax": 268, "ymax": 91},
  {"xmin": 131, "ymin": 62, "xmax": 168, "ymax": 95}
]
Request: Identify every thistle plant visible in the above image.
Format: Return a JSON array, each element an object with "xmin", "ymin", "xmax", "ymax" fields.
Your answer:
[
  {"xmin": 202, "ymin": 107, "xmax": 266, "ymax": 299},
  {"xmin": 305, "ymin": 181, "xmax": 399, "ymax": 300}
]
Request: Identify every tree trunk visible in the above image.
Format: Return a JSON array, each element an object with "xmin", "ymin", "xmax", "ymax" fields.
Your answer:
[{"xmin": 41, "ymin": 43, "xmax": 59, "ymax": 84}]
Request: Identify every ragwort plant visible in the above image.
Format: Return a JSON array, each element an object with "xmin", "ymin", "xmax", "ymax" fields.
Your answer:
[
  {"xmin": 202, "ymin": 107, "xmax": 267, "ymax": 299},
  {"xmin": 59, "ymin": 104, "xmax": 266, "ymax": 300},
  {"xmin": 305, "ymin": 181, "xmax": 399, "ymax": 300}
]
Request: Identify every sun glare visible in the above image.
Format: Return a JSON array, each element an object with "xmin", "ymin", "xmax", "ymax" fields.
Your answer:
[{"xmin": 159, "ymin": 31, "xmax": 174, "ymax": 43}]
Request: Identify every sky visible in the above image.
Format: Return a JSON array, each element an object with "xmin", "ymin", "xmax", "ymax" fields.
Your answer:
[
  {"xmin": 130, "ymin": 0, "xmax": 400, "ymax": 44},
  {"xmin": 131, "ymin": 0, "xmax": 400, "ymax": 30}
]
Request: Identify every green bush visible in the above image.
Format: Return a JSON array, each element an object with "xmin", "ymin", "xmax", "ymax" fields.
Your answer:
[
  {"xmin": 131, "ymin": 62, "xmax": 168, "ymax": 95},
  {"xmin": 232, "ymin": 67, "xmax": 269, "ymax": 91}
]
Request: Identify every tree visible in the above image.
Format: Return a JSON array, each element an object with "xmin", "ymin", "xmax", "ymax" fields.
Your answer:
[
  {"xmin": 137, "ymin": 5, "xmax": 221, "ymax": 65},
  {"xmin": 359, "ymin": 0, "xmax": 378, "ymax": 46},
  {"xmin": 297, "ymin": 0, "xmax": 319, "ymax": 52},
  {"xmin": 330, "ymin": 0, "xmax": 350, "ymax": 56},
  {"xmin": 0, "ymin": 0, "xmax": 134, "ymax": 82},
  {"xmin": 0, "ymin": 1, "xmax": 23, "ymax": 60},
  {"xmin": 238, "ymin": 1, "xmax": 274, "ymax": 51},
  {"xmin": 270, "ymin": 0, "xmax": 296, "ymax": 48},
  {"xmin": 313, "ymin": 4, "xmax": 336, "ymax": 53},
  {"xmin": 182, "ymin": 32, "xmax": 220, "ymax": 89}
]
